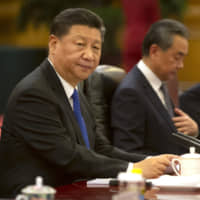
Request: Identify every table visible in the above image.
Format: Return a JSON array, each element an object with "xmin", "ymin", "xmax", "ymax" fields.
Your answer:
[
  {"xmin": 55, "ymin": 181, "xmax": 200, "ymax": 200},
  {"xmin": 56, "ymin": 181, "xmax": 117, "ymax": 200}
]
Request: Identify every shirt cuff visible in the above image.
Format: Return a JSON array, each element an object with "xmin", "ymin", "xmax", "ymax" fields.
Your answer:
[{"xmin": 126, "ymin": 162, "xmax": 134, "ymax": 172}]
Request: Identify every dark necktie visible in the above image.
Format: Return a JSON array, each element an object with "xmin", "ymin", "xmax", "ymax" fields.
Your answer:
[
  {"xmin": 72, "ymin": 89, "xmax": 90, "ymax": 149},
  {"xmin": 160, "ymin": 83, "xmax": 174, "ymax": 117}
]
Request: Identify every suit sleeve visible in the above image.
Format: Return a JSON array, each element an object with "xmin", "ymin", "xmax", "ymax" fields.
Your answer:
[
  {"xmin": 180, "ymin": 85, "xmax": 200, "ymax": 138},
  {"xmin": 79, "ymin": 77, "xmax": 147, "ymax": 162},
  {"xmin": 94, "ymin": 129, "xmax": 146, "ymax": 162},
  {"xmin": 9, "ymin": 88, "xmax": 128, "ymax": 179}
]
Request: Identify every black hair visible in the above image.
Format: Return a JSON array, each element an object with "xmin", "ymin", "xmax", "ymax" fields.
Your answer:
[
  {"xmin": 50, "ymin": 8, "xmax": 105, "ymax": 41},
  {"xmin": 142, "ymin": 19, "xmax": 189, "ymax": 56}
]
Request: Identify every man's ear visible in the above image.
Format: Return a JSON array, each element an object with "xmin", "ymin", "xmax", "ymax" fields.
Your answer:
[
  {"xmin": 49, "ymin": 34, "xmax": 58, "ymax": 55},
  {"xmin": 149, "ymin": 44, "xmax": 160, "ymax": 60}
]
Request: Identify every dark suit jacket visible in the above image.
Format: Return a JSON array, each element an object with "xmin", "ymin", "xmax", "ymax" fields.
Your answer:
[
  {"xmin": 111, "ymin": 65, "xmax": 187, "ymax": 155},
  {"xmin": 0, "ymin": 60, "xmax": 146, "ymax": 197},
  {"xmin": 180, "ymin": 83, "xmax": 200, "ymax": 135}
]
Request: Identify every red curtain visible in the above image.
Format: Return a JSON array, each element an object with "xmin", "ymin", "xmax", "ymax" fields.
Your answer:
[{"xmin": 121, "ymin": 0, "xmax": 160, "ymax": 72}]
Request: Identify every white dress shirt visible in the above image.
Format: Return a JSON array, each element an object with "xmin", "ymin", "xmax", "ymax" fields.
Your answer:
[{"xmin": 137, "ymin": 60, "xmax": 167, "ymax": 108}]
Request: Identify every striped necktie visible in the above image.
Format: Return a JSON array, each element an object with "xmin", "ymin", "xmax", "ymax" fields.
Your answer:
[{"xmin": 160, "ymin": 83, "xmax": 174, "ymax": 117}]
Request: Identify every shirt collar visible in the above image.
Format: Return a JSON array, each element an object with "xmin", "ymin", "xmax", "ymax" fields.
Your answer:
[
  {"xmin": 137, "ymin": 60, "xmax": 162, "ymax": 91},
  {"xmin": 47, "ymin": 58, "xmax": 76, "ymax": 99}
]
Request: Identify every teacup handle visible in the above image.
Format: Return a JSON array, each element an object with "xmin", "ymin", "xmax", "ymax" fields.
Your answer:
[
  {"xmin": 15, "ymin": 194, "xmax": 28, "ymax": 200},
  {"xmin": 171, "ymin": 158, "xmax": 181, "ymax": 176}
]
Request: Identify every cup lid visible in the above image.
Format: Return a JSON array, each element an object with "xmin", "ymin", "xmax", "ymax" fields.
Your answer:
[
  {"xmin": 117, "ymin": 171, "xmax": 143, "ymax": 182},
  {"xmin": 181, "ymin": 147, "xmax": 200, "ymax": 159},
  {"xmin": 22, "ymin": 177, "xmax": 56, "ymax": 194}
]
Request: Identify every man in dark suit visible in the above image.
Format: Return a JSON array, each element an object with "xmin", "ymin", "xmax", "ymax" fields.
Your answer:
[
  {"xmin": 0, "ymin": 8, "xmax": 175, "ymax": 197},
  {"xmin": 112, "ymin": 19, "xmax": 198, "ymax": 155},
  {"xmin": 180, "ymin": 83, "xmax": 200, "ymax": 134}
]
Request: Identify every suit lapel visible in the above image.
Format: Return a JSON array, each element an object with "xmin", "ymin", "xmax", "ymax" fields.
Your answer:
[
  {"xmin": 134, "ymin": 66, "xmax": 176, "ymax": 131},
  {"xmin": 40, "ymin": 59, "xmax": 88, "ymax": 147}
]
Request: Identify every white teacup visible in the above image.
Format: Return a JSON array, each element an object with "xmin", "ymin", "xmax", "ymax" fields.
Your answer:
[
  {"xmin": 171, "ymin": 147, "xmax": 200, "ymax": 176},
  {"xmin": 16, "ymin": 177, "xmax": 56, "ymax": 200}
]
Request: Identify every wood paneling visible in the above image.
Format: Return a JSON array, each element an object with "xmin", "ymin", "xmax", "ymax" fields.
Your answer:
[
  {"xmin": 178, "ymin": 0, "xmax": 200, "ymax": 82},
  {"xmin": 0, "ymin": 0, "xmax": 48, "ymax": 47}
]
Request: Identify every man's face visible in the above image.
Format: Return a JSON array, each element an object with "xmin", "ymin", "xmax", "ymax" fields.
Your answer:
[
  {"xmin": 49, "ymin": 25, "xmax": 102, "ymax": 86},
  {"xmin": 151, "ymin": 35, "xmax": 188, "ymax": 81}
]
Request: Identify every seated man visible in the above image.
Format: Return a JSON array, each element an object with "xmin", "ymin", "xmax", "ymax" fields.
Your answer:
[
  {"xmin": 180, "ymin": 83, "xmax": 200, "ymax": 134},
  {"xmin": 0, "ymin": 8, "xmax": 175, "ymax": 197},
  {"xmin": 112, "ymin": 19, "xmax": 198, "ymax": 155}
]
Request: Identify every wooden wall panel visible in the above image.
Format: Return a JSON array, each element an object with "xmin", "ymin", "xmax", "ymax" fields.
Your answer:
[{"xmin": 178, "ymin": 0, "xmax": 200, "ymax": 83}]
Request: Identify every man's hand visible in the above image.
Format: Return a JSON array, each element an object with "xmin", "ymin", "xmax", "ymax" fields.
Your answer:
[
  {"xmin": 134, "ymin": 154, "xmax": 178, "ymax": 179},
  {"xmin": 172, "ymin": 108, "xmax": 199, "ymax": 136}
]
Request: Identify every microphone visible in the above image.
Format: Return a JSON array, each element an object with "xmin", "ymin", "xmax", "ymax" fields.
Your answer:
[{"xmin": 172, "ymin": 132, "xmax": 200, "ymax": 153}]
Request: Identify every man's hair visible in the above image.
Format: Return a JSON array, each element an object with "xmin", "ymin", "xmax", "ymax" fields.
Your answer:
[
  {"xmin": 50, "ymin": 8, "xmax": 106, "ymax": 41},
  {"xmin": 142, "ymin": 19, "xmax": 189, "ymax": 57}
]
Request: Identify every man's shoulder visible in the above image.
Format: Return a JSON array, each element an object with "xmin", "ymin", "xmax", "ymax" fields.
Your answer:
[
  {"xmin": 15, "ymin": 66, "xmax": 44, "ymax": 92},
  {"xmin": 15, "ymin": 59, "xmax": 54, "ymax": 90},
  {"xmin": 181, "ymin": 83, "xmax": 200, "ymax": 98},
  {"xmin": 117, "ymin": 66, "xmax": 144, "ymax": 91},
  {"xmin": 8, "ymin": 60, "xmax": 53, "ymax": 103}
]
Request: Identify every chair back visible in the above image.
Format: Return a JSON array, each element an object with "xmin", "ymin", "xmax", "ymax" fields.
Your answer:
[{"xmin": 81, "ymin": 65, "xmax": 126, "ymax": 141}]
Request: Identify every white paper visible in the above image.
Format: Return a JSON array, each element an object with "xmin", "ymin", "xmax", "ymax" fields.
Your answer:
[
  {"xmin": 148, "ymin": 174, "xmax": 200, "ymax": 188},
  {"xmin": 86, "ymin": 178, "xmax": 111, "ymax": 187}
]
